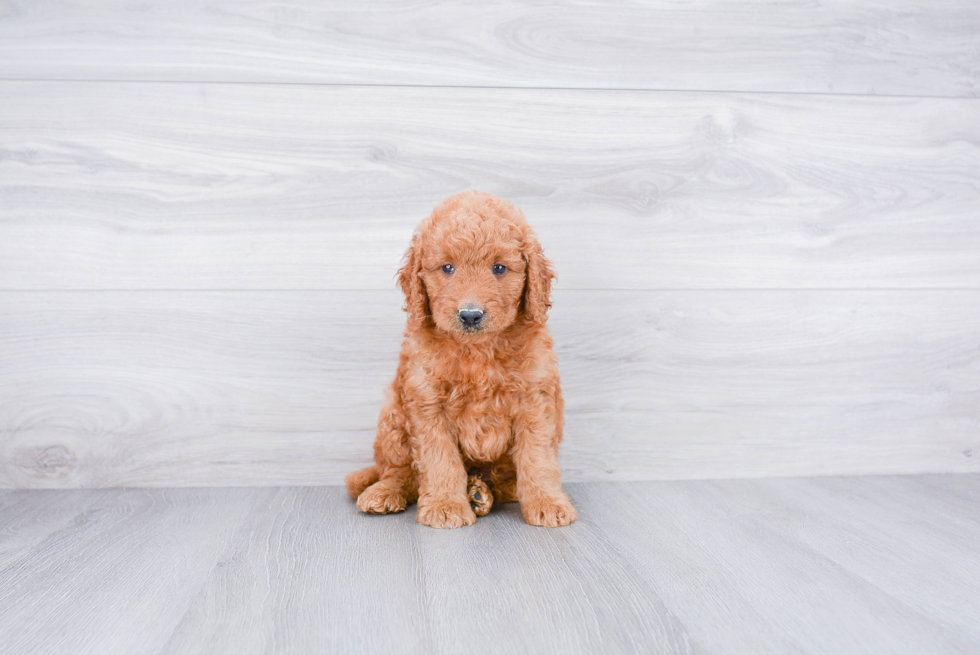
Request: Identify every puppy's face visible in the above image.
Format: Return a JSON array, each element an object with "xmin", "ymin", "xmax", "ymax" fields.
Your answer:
[{"xmin": 417, "ymin": 212, "xmax": 527, "ymax": 338}]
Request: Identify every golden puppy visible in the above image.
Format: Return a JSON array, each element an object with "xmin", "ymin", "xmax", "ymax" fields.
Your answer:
[{"xmin": 345, "ymin": 191, "xmax": 576, "ymax": 529}]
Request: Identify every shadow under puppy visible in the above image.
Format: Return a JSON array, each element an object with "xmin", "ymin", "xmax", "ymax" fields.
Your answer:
[{"xmin": 346, "ymin": 191, "xmax": 576, "ymax": 529}]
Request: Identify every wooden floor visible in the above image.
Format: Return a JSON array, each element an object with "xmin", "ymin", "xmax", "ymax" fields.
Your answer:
[{"xmin": 2, "ymin": 475, "xmax": 979, "ymax": 654}]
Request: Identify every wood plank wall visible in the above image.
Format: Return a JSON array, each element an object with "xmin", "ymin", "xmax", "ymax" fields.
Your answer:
[{"xmin": 1, "ymin": 1, "xmax": 978, "ymax": 487}]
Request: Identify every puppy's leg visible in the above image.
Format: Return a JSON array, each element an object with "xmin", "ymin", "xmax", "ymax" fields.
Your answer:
[
  {"xmin": 354, "ymin": 393, "xmax": 418, "ymax": 514},
  {"xmin": 411, "ymin": 413, "xmax": 476, "ymax": 529},
  {"xmin": 513, "ymin": 392, "xmax": 577, "ymax": 527},
  {"xmin": 488, "ymin": 455, "xmax": 518, "ymax": 504},
  {"xmin": 345, "ymin": 465, "xmax": 379, "ymax": 500},
  {"xmin": 357, "ymin": 465, "xmax": 417, "ymax": 514}
]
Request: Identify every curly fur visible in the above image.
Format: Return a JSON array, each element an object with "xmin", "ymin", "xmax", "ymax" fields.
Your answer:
[{"xmin": 346, "ymin": 191, "xmax": 576, "ymax": 528}]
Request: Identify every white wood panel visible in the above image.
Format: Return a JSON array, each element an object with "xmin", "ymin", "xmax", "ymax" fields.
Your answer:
[
  {"xmin": 0, "ymin": 1, "xmax": 978, "ymax": 97},
  {"xmin": 3, "ymin": 83, "xmax": 979, "ymax": 290},
  {"xmin": 3, "ymin": 478, "xmax": 980, "ymax": 654},
  {"xmin": 1, "ymin": 290, "xmax": 977, "ymax": 489}
]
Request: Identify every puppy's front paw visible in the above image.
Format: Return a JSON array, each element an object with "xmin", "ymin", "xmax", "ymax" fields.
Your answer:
[
  {"xmin": 416, "ymin": 498, "xmax": 477, "ymax": 529},
  {"xmin": 357, "ymin": 483, "xmax": 407, "ymax": 514},
  {"xmin": 521, "ymin": 492, "xmax": 577, "ymax": 527}
]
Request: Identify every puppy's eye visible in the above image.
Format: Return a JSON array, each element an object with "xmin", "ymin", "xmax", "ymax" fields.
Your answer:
[
  {"xmin": 442, "ymin": 264, "xmax": 455, "ymax": 274},
  {"xmin": 492, "ymin": 264, "xmax": 506, "ymax": 276}
]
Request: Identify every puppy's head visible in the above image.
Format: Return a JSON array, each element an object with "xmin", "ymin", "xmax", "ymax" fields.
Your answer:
[{"xmin": 398, "ymin": 191, "xmax": 555, "ymax": 338}]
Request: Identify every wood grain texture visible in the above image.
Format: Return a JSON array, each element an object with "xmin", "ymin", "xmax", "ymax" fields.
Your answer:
[
  {"xmin": 0, "ymin": 487, "xmax": 263, "ymax": 655},
  {"xmin": 3, "ymin": 83, "xmax": 979, "ymax": 290},
  {"xmin": 0, "ymin": 488, "xmax": 103, "ymax": 572},
  {"xmin": 2, "ymin": 476, "xmax": 980, "ymax": 654},
  {"xmin": 1, "ymin": 289, "xmax": 977, "ymax": 489},
  {"xmin": 735, "ymin": 476, "xmax": 980, "ymax": 640},
  {"xmin": 573, "ymin": 476, "xmax": 980, "ymax": 654},
  {"xmin": 159, "ymin": 487, "xmax": 699, "ymax": 655},
  {"xmin": 0, "ymin": 0, "xmax": 978, "ymax": 97}
]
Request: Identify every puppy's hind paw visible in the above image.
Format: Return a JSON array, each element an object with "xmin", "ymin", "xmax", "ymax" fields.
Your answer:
[
  {"xmin": 467, "ymin": 474, "xmax": 494, "ymax": 517},
  {"xmin": 416, "ymin": 499, "xmax": 477, "ymax": 529},
  {"xmin": 521, "ymin": 493, "xmax": 577, "ymax": 527},
  {"xmin": 356, "ymin": 483, "xmax": 407, "ymax": 514}
]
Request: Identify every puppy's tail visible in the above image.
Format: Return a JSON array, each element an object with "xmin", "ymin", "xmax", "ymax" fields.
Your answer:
[{"xmin": 345, "ymin": 465, "xmax": 380, "ymax": 500}]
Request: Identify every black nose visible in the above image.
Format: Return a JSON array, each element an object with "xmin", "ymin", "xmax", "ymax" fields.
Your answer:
[{"xmin": 458, "ymin": 310, "xmax": 484, "ymax": 327}]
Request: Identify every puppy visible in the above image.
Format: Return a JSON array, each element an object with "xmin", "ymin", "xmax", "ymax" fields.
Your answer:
[{"xmin": 345, "ymin": 191, "xmax": 576, "ymax": 529}]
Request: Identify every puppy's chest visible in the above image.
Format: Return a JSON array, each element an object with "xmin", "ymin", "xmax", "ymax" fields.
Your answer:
[{"xmin": 443, "ymin": 368, "xmax": 517, "ymax": 463}]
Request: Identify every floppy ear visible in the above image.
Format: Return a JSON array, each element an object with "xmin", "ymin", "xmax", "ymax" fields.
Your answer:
[
  {"xmin": 397, "ymin": 233, "xmax": 430, "ymax": 327},
  {"xmin": 520, "ymin": 227, "xmax": 556, "ymax": 325}
]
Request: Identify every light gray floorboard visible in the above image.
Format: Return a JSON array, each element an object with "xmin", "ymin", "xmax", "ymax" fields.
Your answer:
[
  {"xmin": 2, "ymin": 290, "xmax": 978, "ymax": 488},
  {"xmin": 3, "ymin": 83, "xmax": 979, "ymax": 290},
  {"xmin": 0, "ymin": 1, "xmax": 977, "ymax": 97},
  {"xmin": 0, "ymin": 489, "xmax": 103, "ymax": 572},
  {"xmin": 1, "ymin": 476, "xmax": 979, "ymax": 654},
  {"xmin": 0, "ymin": 488, "xmax": 263, "ymax": 655},
  {"xmin": 917, "ymin": 473, "xmax": 980, "ymax": 505},
  {"xmin": 158, "ymin": 487, "xmax": 429, "ymax": 655},
  {"xmin": 746, "ymin": 476, "xmax": 980, "ymax": 639},
  {"xmin": 573, "ymin": 477, "xmax": 980, "ymax": 654}
]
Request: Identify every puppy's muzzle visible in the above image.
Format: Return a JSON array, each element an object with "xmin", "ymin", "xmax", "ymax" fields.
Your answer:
[{"xmin": 457, "ymin": 309, "xmax": 485, "ymax": 329}]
